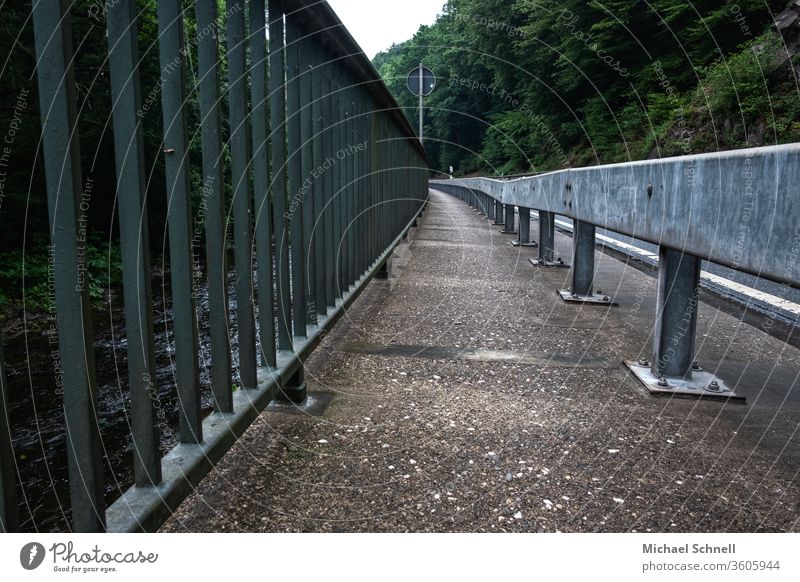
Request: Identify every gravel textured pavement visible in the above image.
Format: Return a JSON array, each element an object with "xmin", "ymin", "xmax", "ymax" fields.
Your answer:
[{"xmin": 161, "ymin": 189, "xmax": 800, "ymax": 533}]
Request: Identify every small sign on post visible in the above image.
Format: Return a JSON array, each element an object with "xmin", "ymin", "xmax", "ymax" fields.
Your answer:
[{"xmin": 407, "ymin": 64, "xmax": 435, "ymax": 143}]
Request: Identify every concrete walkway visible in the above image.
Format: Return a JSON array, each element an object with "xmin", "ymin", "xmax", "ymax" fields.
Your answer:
[{"xmin": 161, "ymin": 189, "xmax": 800, "ymax": 533}]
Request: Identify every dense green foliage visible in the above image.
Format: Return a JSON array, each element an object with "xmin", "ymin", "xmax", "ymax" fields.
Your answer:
[
  {"xmin": 374, "ymin": 0, "xmax": 800, "ymax": 176},
  {"xmin": 0, "ymin": 1, "xmax": 230, "ymax": 311}
]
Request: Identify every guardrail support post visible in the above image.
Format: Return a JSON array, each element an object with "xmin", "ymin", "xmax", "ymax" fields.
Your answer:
[
  {"xmin": 559, "ymin": 220, "xmax": 616, "ymax": 305},
  {"xmin": 529, "ymin": 211, "xmax": 568, "ymax": 267},
  {"xmin": 376, "ymin": 260, "xmax": 390, "ymax": 279},
  {"xmin": 512, "ymin": 207, "xmax": 538, "ymax": 247},
  {"xmin": 655, "ymin": 247, "xmax": 700, "ymax": 378},
  {"xmin": 494, "ymin": 199, "xmax": 504, "ymax": 225},
  {"xmin": 487, "ymin": 196, "xmax": 495, "ymax": 220},
  {"xmin": 280, "ymin": 367, "xmax": 307, "ymax": 404},
  {"xmin": 625, "ymin": 247, "xmax": 743, "ymax": 400},
  {"xmin": 501, "ymin": 204, "xmax": 517, "ymax": 234}
]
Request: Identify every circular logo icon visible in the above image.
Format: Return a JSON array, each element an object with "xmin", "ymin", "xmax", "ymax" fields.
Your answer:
[{"xmin": 20, "ymin": 542, "xmax": 46, "ymax": 570}]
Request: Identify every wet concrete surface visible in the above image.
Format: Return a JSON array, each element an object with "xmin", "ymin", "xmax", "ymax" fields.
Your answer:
[{"xmin": 160, "ymin": 189, "xmax": 800, "ymax": 533}]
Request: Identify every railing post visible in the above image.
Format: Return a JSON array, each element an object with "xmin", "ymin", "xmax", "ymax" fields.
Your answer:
[
  {"xmin": 32, "ymin": 0, "xmax": 106, "ymax": 531},
  {"xmin": 487, "ymin": 195, "xmax": 495, "ymax": 220},
  {"xmin": 250, "ymin": 0, "xmax": 277, "ymax": 368},
  {"xmin": 512, "ymin": 207, "xmax": 538, "ymax": 247},
  {"xmin": 300, "ymin": 31, "xmax": 317, "ymax": 326},
  {"xmin": 197, "ymin": 0, "xmax": 235, "ymax": 394},
  {"xmin": 227, "ymin": 0, "xmax": 258, "ymax": 390},
  {"xmin": 529, "ymin": 210, "xmax": 567, "ymax": 267},
  {"xmin": 571, "ymin": 220, "xmax": 594, "ymax": 295},
  {"xmin": 559, "ymin": 220, "xmax": 614, "ymax": 304},
  {"xmin": 653, "ymin": 247, "xmax": 700, "ymax": 378},
  {"xmin": 158, "ymin": 0, "xmax": 203, "ymax": 442},
  {"xmin": 269, "ymin": 0, "xmax": 292, "ymax": 351},
  {"xmin": 0, "ymin": 330, "xmax": 16, "ymax": 532},
  {"xmin": 493, "ymin": 199, "xmax": 504, "ymax": 225},
  {"xmin": 106, "ymin": 0, "xmax": 162, "ymax": 483},
  {"xmin": 501, "ymin": 203, "xmax": 516, "ymax": 234},
  {"xmin": 325, "ymin": 74, "xmax": 337, "ymax": 308},
  {"xmin": 625, "ymin": 247, "xmax": 741, "ymax": 399},
  {"xmin": 286, "ymin": 9, "xmax": 307, "ymax": 340},
  {"xmin": 311, "ymin": 39, "xmax": 328, "ymax": 319}
]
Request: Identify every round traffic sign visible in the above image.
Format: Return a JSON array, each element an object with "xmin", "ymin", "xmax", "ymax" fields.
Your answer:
[{"xmin": 407, "ymin": 66, "xmax": 436, "ymax": 97}]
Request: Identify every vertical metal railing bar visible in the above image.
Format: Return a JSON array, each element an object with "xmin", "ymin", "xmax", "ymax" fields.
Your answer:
[
  {"xmin": 354, "ymin": 95, "xmax": 362, "ymax": 278},
  {"xmin": 344, "ymin": 88, "xmax": 354, "ymax": 290},
  {"xmin": 382, "ymin": 120, "xmax": 390, "ymax": 252},
  {"xmin": 286, "ymin": 12, "xmax": 307, "ymax": 339},
  {"xmin": 250, "ymin": 0, "xmax": 277, "ymax": 369},
  {"xmin": 352, "ymin": 95, "xmax": 361, "ymax": 283},
  {"xmin": 324, "ymin": 72, "xmax": 336, "ymax": 309},
  {"xmin": 268, "ymin": 0, "xmax": 292, "ymax": 351},
  {"xmin": 356, "ymin": 96, "xmax": 365, "ymax": 279},
  {"xmin": 332, "ymin": 79, "xmax": 344, "ymax": 302},
  {"xmin": 311, "ymin": 39, "xmax": 327, "ymax": 318},
  {"xmin": 227, "ymin": 0, "xmax": 258, "ymax": 390},
  {"xmin": 299, "ymin": 33, "xmax": 316, "ymax": 326},
  {"xmin": 196, "ymin": 0, "xmax": 233, "ymax": 411},
  {"xmin": 337, "ymin": 83, "xmax": 347, "ymax": 298},
  {"xmin": 106, "ymin": 0, "xmax": 162, "ymax": 485},
  {"xmin": 157, "ymin": 0, "xmax": 203, "ymax": 444},
  {"xmin": 0, "ymin": 329, "xmax": 17, "ymax": 532},
  {"xmin": 31, "ymin": 0, "xmax": 106, "ymax": 532},
  {"xmin": 370, "ymin": 110, "xmax": 378, "ymax": 272}
]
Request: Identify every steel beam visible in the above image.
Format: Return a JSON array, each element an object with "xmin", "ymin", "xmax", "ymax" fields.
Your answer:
[
  {"xmin": 501, "ymin": 204, "xmax": 517, "ymax": 234},
  {"xmin": 269, "ymin": 0, "xmax": 292, "ymax": 351},
  {"xmin": 560, "ymin": 220, "xmax": 615, "ymax": 305},
  {"xmin": 529, "ymin": 211, "xmax": 566, "ymax": 267},
  {"xmin": 32, "ymin": 0, "xmax": 106, "ymax": 531},
  {"xmin": 512, "ymin": 207, "xmax": 538, "ymax": 247},
  {"xmin": 625, "ymin": 247, "xmax": 742, "ymax": 399},
  {"xmin": 158, "ymin": 0, "xmax": 203, "ymax": 443},
  {"xmin": 432, "ymin": 143, "xmax": 800, "ymax": 288},
  {"xmin": 197, "ymin": 0, "xmax": 234, "ymax": 402},
  {"xmin": 654, "ymin": 247, "xmax": 701, "ymax": 378},
  {"xmin": 106, "ymin": 0, "xmax": 162, "ymax": 483},
  {"xmin": 250, "ymin": 0, "xmax": 277, "ymax": 368},
  {"xmin": 227, "ymin": 0, "xmax": 258, "ymax": 390}
]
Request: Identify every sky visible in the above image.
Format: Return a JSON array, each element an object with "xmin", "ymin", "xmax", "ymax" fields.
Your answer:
[{"xmin": 327, "ymin": 0, "xmax": 444, "ymax": 59}]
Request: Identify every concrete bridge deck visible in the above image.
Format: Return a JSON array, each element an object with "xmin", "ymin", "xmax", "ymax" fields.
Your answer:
[{"xmin": 161, "ymin": 189, "xmax": 800, "ymax": 533}]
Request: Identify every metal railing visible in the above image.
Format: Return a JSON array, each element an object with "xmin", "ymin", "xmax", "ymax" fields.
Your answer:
[
  {"xmin": 0, "ymin": 0, "xmax": 427, "ymax": 533},
  {"xmin": 431, "ymin": 143, "xmax": 800, "ymax": 399}
]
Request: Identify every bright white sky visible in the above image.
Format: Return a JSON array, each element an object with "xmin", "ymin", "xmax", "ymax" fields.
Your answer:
[{"xmin": 327, "ymin": 0, "xmax": 444, "ymax": 58}]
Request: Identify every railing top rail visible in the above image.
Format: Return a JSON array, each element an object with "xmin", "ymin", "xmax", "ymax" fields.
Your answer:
[
  {"xmin": 286, "ymin": 0, "xmax": 427, "ymax": 160},
  {"xmin": 431, "ymin": 143, "xmax": 800, "ymax": 288}
]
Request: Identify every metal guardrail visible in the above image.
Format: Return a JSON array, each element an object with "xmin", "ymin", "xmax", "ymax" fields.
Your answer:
[
  {"xmin": 0, "ymin": 0, "xmax": 427, "ymax": 532},
  {"xmin": 433, "ymin": 144, "xmax": 800, "ymax": 286},
  {"xmin": 431, "ymin": 143, "xmax": 799, "ymax": 401}
]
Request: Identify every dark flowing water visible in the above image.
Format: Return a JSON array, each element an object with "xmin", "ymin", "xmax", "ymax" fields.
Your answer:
[{"xmin": 5, "ymin": 272, "xmax": 246, "ymax": 532}]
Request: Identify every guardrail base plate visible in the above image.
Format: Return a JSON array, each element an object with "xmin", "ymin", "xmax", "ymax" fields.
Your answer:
[
  {"xmin": 511, "ymin": 241, "xmax": 539, "ymax": 247},
  {"xmin": 558, "ymin": 289, "xmax": 617, "ymax": 305},
  {"xmin": 529, "ymin": 257, "xmax": 569, "ymax": 268},
  {"xmin": 500, "ymin": 229, "xmax": 518, "ymax": 234},
  {"xmin": 624, "ymin": 361, "xmax": 745, "ymax": 402}
]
